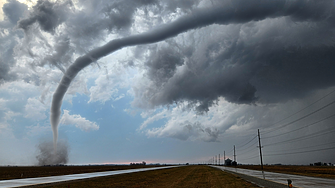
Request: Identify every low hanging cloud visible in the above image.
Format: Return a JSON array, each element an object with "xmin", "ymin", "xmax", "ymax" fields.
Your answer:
[
  {"xmin": 147, "ymin": 120, "xmax": 220, "ymax": 142},
  {"xmin": 60, "ymin": 110, "xmax": 99, "ymax": 132},
  {"xmin": 141, "ymin": 93, "xmax": 335, "ymax": 142},
  {"xmin": 132, "ymin": 1, "xmax": 335, "ymax": 113}
]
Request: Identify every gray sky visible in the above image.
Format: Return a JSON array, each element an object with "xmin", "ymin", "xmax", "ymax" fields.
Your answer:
[{"xmin": 0, "ymin": 0, "xmax": 335, "ymax": 165}]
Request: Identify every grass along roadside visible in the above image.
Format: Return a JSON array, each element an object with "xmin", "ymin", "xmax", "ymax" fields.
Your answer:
[
  {"xmin": 236, "ymin": 165, "xmax": 335, "ymax": 179},
  {"xmin": 38, "ymin": 165, "xmax": 259, "ymax": 188},
  {"xmin": 0, "ymin": 165, "xmax": 160, "ymax": 180}
]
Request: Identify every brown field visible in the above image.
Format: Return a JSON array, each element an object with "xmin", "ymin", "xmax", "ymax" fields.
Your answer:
[
  {"xmin": 0, "ymin": 165, "xmax": 158, "ymax": 180},
  {"xmin": 40, "ymin": 165, "xmax": 259, "ymax": 188},
  {"xmin": 237, "ymin": 165, "xmax": 335, "ymax": 179}
]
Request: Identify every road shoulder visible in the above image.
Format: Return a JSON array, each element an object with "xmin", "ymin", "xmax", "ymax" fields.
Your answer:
[{"xmin": 213, "ymin": 166, "xmax": 290, "ymax": 188}]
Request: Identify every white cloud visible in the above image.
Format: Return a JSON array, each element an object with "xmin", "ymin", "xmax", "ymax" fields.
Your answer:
[
  {"xmin": 139, "ymin": 108, "xmax": 169, "ymax": 130},
  {"xmin": 88, "ymin": 76, "xmax": 118, "ymax": 104},
  {"xmin": 88, "ymin": 66, "xmax": 122, "ymax": 104},
  {"xmin": 0, "ymin": 98, "xmax": 20, "ymax": 131},
  {"xmin": 141, "ymin": 98, "xmax": 279, "ymax": 142},
  {"xmin": 26, "ymin": 123, "xmax": 50, "ymax": 136},
  {"xmin": 60, "ymin": 110, "xmax": 99, "ymax": 132},
  {"xmin": 66, "ymin": 74, "xmax": 89, "ymax": 96},
  {"xmin": 113, "ymin": 94, "xmax": 125, "ymax": 101},
  {"xmin": 0, "ymin": 0, "xmax": 5, "ymax": 21},
  {"xmin": 24, "ymin": 98, "xmax": 47, "ymax": 121}
]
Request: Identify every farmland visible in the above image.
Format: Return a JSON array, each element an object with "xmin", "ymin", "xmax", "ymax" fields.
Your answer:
[
  {"xmin": 0, "ymin": 165, "xmax": 157, "ymax": 180},
  {"xmin": 237, "ymin": 165, "xmax": 335, "ymax": 179},
  {"xmin": 39, "ymin": 165, "xmax": 259, "ymax": 188},
  {"xmin": 1, "ymin": 164, "xmax": 334, "ymax": 187}
]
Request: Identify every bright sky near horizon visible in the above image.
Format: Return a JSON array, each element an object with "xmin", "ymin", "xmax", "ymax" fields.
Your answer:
[{"xmin": 1, "ymin": 0, "xmax": 335, "ymax": 166}]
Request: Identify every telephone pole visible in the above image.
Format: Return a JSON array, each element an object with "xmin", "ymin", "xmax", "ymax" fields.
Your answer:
[
  {"xmin": 233, "ymin": 145, "xmax": 236, "ymax": 163},
  {"xmin": 258, "ymin": 129, "xmax": 264, "ymax": 170},
  {"xmin": 224, "ymin": 151, "xmax": 225, "ymax": 165},
  {"xmin": 219, "ymin": 154, "xmax": 220, "ymax": 165}
]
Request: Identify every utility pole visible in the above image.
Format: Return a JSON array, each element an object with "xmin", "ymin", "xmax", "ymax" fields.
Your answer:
[
  {"xmin": 233, "ymin": 145, "xmax": 236, "ymax": 163},
  {"xmin": 219, "ymin": 154, "xmax": 220, "ymax": 166},
  {"xmin": 224, "ymin": 151, "xmax": 225, "ymax": 165},
  {"xmin": 258, "ymin": 129, "xmax": 264, "ymax": 170}
]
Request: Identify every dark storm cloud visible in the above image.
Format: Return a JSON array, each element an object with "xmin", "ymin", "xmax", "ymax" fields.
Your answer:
[
  {"xmin": 171, "ymin": 121, "xmax": 219, "ymax": 142},
  {"xmin": 15, "ymin": 0, "xmax": 161, "ymax": 74},
  {"xmin": 41, "ymin": 36, "xmax": 73, "ymax": 73},
  {"xmin": 0, "ymin": 51, "xmax": 16, "ymax": 83},
  {"xmin": 145, "ymin": 46, "xmax": 184, "ymax": 85},
  {"xmin": 2, "ymin": 0, "xmax": 28, "ymax": 24},
  {"xmin": 18, "ymin": 0, "xmax": 72, "ymax": 33},
  {"xmin": 102, "ymin": 0, "xmax": 158, "ymax": 31},
  {"xmin": 133, "ymin": 0, "xmax": 335, "ymax": 112},
  {"xmin": 49, "ymin": 0, "xmax": 335, "ymax": 145},
  {"xmin": 0, "ymin": 0, "xmax": 28, "ymax": 83}
]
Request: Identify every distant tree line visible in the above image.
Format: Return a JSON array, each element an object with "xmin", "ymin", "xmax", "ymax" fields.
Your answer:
[{"xmin": 130, "ymin": 161, "xmax": 146, "ymax": 165}]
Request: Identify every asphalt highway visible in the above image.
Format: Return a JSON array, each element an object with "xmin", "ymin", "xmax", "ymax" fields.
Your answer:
[
  {"xmin": 0, "ymin": 166, "xmax": 177, "ymax": 188},
  {"xmin": 214, "ymin": 166, "xmax": 335, "ymax": 188}
]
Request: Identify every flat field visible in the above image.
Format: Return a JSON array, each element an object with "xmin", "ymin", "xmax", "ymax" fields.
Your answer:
[
  {"xmin": 0, "ymin": 165, "xmax": 157, "ymax": 180},
  {"xmin": 40, "ymin": 165, "xmax": 259, "ymax": 188},
  {"xmin": 237, "ymin": 165, "xmax": 335, "ymax": 179}
]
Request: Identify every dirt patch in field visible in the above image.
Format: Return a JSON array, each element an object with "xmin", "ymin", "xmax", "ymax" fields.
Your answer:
[{"xmin": 237, "ymin": 165, "xmax": 335, "ymax": 179}]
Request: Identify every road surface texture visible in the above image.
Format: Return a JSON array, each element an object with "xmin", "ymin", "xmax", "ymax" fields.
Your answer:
[
  {"xmin": 0, "ymin": 166, "xmax": 177, "ymax": 188},
  {"xmin": 213, "ymin": 166, "xmax": 335, "ymax": 188}
]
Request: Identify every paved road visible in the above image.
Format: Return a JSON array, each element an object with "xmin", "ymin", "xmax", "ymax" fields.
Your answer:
[
  {"xmin": 0, "ymin": 166, "xmax": 177, "ymax": 188},
  {"xmin": 214, "ymin": 166, "xmax": 335, "ymax": 188}
]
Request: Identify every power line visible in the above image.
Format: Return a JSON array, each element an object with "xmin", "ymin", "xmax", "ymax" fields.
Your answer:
[
  {"xmin": 262, "ymin": 112, "xmax": 335, "ymax": 139},
  {"xmin": 263, "ymin": 99, "xmax": 335, "ymax": 135},
  {"xmin": 264, "ymin": 127, "xmax": 335, "ymax": 147},
  {"xmin": 238, "ymin": 154, "xmax": 259, "ymax": 161},
  {"xmin": 238, "ymin": 143, "xmax": 258, "ymax": 155},
  {"xmin": 237, "ymin": 137, "xmax": 257, "ymax": 152},
  {"xmin": 237, "ymin": 135, "xmax": 258, "ymax": 149},
  {"xmin": 227, "ymin": 148, "xmax": 234, "ymax": 154},
  {"xmin": 264, "ymin": 146, "xmax": 335, "ymax": 156},
  {"xmin": 262, "ymin": 88, "xmax": 335, "ymax": 133},
  {"xmin": 265, "ymin": 140, "xmax": 335, "ymax": 154}
]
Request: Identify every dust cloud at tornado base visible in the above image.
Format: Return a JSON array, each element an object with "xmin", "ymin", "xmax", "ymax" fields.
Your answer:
[{"xmin": 36, "ymin": 139, "xmax": 69, "ymax": 166}]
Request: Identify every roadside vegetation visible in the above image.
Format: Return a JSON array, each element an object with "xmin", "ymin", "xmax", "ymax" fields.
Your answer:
[
  {"xmin": 237, "ymin": 165, "xmax": 335, "ymax": 179},
  {"xmin": 0, "ymin": 165, "xmax": 156, "ymax": 180}
]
